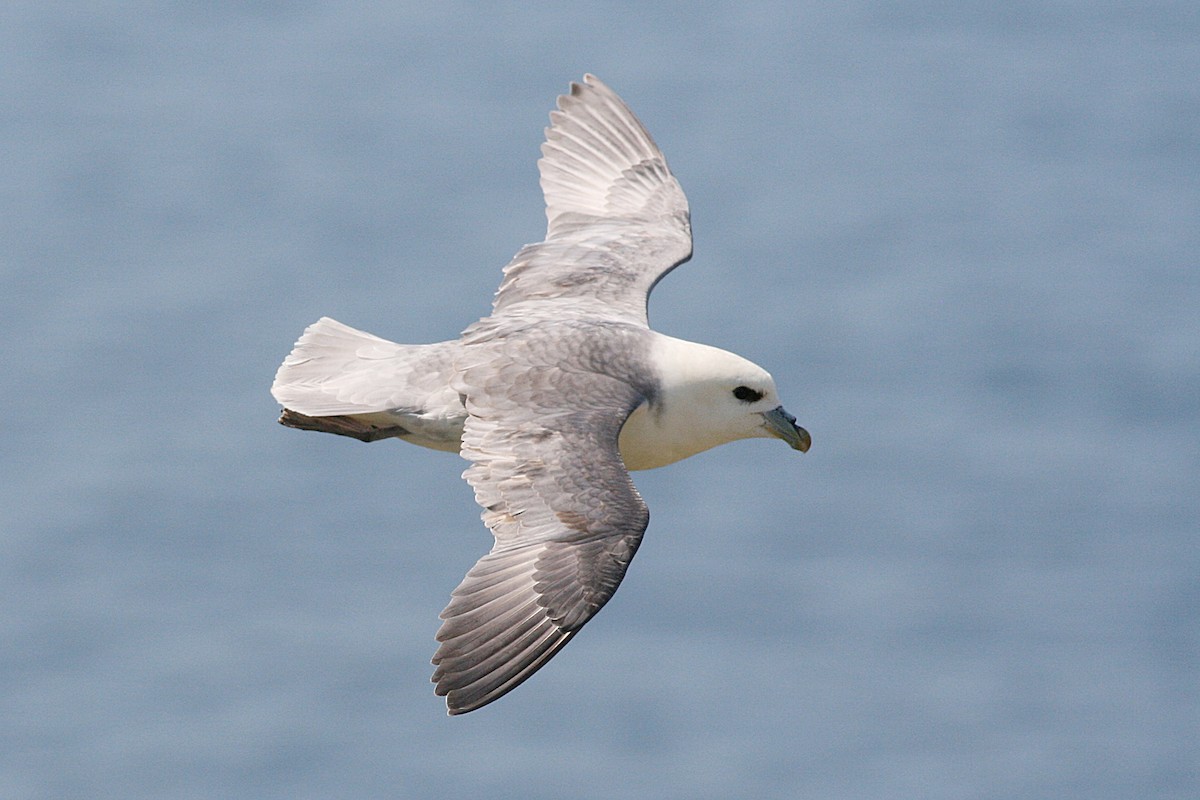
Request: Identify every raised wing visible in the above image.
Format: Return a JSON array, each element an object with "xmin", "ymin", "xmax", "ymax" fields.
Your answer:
[
  {"xmin": 432, "ymin": 327, "xmax": 653, "ymax": 714},
  {"xmin": 485, "ymin": 74, "xmax": 692, "ymax": 328}
]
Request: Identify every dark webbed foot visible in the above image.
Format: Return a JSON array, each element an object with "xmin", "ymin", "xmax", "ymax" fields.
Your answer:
[{"xmin": 278, "ymin": 409, "xmax": 409, "ymax": 443}]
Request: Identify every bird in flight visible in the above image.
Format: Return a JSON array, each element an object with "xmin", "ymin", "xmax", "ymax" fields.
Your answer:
[{"xmin": 271, "ymin": 74, "xmax": 811, "ymax": 715}]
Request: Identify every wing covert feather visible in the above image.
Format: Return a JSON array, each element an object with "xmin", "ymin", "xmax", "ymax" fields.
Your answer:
[
  {"xmin": 484, "ymin": 74, "xmax": 692, "ymax": 328},
  {"xmin": 432, "ymin": 327, "xmax": 653, "ymax": 714}
]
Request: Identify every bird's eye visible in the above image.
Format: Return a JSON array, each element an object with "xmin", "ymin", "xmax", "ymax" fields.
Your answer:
[{"xmin": 732, "ymin": 385, "xmax": 764, "ymax": 403}]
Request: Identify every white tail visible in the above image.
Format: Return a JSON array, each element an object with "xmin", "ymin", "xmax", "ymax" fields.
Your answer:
[{"xmin": 270, "ymin": 317, "xmax": 411, "ymax": 416}]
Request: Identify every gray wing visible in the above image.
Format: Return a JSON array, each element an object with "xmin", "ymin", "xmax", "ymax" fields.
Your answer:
[
  {"xmin": 431, "ymin": 337, "xmax": 650, "ymax": 714},
  {"xmin": 484, "ymin": 74, "xmax": 692, "ymax": 328}
]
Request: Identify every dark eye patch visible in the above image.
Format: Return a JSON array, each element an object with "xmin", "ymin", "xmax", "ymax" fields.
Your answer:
[{"xmin": 732, "ymin": 385, "xmax": 764, "ymax": 403}]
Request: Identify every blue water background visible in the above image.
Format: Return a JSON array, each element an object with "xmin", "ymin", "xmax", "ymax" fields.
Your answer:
[{"xmin": 2, "ymin": 3, "xmax": 1196, "ymax": 798}]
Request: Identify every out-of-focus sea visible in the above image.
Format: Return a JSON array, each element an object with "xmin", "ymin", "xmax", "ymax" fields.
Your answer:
[{"xmin": 2, "ymin": 3, "xmax": 1196, "ymax": 798}]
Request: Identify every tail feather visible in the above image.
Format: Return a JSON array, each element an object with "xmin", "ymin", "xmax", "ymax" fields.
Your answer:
[
  {"xmin": 271, "ymin": 317, "xmax": 465, "ymax": 451},
  {"xmin": 271, "ymin": 317, "xmax": 411, "ymax": 416}
]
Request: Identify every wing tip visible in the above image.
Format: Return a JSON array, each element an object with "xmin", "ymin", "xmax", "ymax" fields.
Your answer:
[{"xmin": 432, "ymin": 626, "xmax": 578, "ymax": 715}]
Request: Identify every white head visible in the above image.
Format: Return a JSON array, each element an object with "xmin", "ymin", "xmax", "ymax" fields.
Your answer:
[{"xmin": 617, "ymin": 335, "xmax": 811, "ymax": 471}]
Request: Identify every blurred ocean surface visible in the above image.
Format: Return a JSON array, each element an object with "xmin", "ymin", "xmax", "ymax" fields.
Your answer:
[{"xmin": 2, "ymin": 3, "xmax": 1196, "ymax": 799}]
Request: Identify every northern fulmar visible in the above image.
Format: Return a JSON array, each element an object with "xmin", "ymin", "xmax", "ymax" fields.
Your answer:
[{"xmin": 271, "ymin": 74, "xmax": 811, "ymax": 714}]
